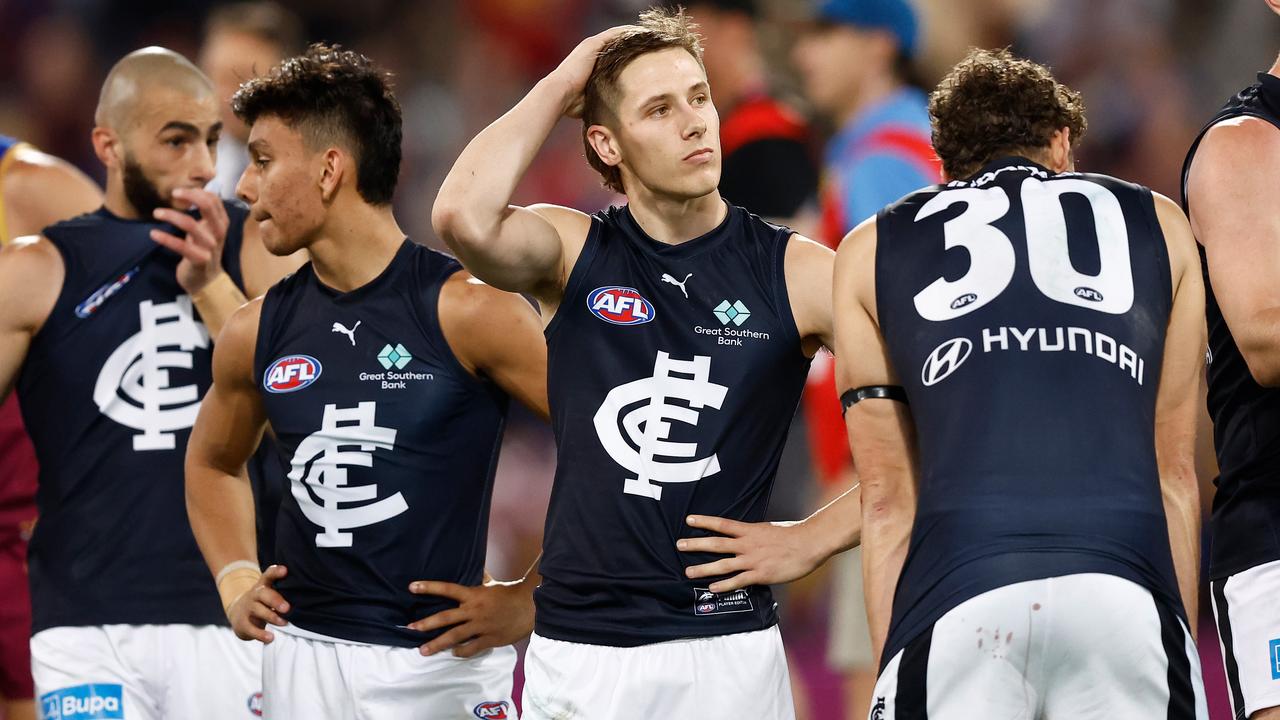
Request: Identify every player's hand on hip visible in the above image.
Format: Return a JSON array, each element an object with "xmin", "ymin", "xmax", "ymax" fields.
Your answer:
[
  {"xmin": 678, "ymin": 515, "xmax": 825, "ymax": 593},
  {"xmin": 407, "ymin": 577, "xmax": 535, "ymax": 658},
  {"xmin": 150, "ymin": 187, "xmax": 230, "ymax": 295},
  {"xmin": 555, "ymin": 26, "xmax": 638, "ymax": 118},
  {"xmin": 228, "ymin": 564, "xmax": 291, "ymax": 644}
]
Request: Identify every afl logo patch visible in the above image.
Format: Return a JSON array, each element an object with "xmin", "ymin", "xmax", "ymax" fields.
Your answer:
[
  {"xmin": 264, "ymin": 355, "xmax": 322, "ymax": 393},
  {"xmin": 473, "ymin": 701, "xmax": 510, "ymax": 719},
  {"xmin": 587, "ymin": 286, "xmax": 655, "ymax": 326}
]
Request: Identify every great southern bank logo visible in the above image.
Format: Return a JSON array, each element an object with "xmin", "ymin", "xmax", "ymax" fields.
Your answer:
[{"xmin": 587, "ymin": 286, "xmax": 654, "ymax": 326}]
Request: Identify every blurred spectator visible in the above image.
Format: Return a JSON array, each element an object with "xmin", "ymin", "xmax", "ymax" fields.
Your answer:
[{"xmin": 199, "ymin": 1, "xmax": 305, "ymax": 198}]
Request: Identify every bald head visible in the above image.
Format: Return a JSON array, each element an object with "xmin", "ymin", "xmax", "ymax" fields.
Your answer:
[{"xmin": 95, "ymin": 47, "xmax": 214, "ymax": 130}]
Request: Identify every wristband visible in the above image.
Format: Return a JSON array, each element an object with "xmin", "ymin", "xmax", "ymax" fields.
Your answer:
[
  {"xmin": 190, "ymin": 271, "xmax": 244, "ymax": 311},
  {"xmin": 215, "ymin": 560, "xmax": 262, "ymax": 614}
]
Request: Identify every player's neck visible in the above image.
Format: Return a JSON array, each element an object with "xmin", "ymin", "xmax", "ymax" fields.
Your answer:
[
  {"xmin": 102, "ymin": 181, "xmax": 142, "ymax": 220},
  {"xmin": 306, "ymin": 200, "xmax": 406, "ymax": 293},
  {"xmin": 626, "ymin": 190, "xmax": 727, "ymax": 245}
]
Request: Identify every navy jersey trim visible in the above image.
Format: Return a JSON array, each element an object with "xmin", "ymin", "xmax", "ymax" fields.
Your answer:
[{"xmin": 544, "ymin": 216, "xmax": 603, "ymax": 341}]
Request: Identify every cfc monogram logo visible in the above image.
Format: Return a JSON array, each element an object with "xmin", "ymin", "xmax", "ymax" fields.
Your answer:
[
  {"xmin": 93, "ymin": 297, "xmax": 210, "ymax": 450},
  {"xmin": 288, "ymin": 402, "xmax": 407, "ymax": 547},
  {"xmin": 594, "ymin": 352, "xmax": 728, "ymax": 500}
]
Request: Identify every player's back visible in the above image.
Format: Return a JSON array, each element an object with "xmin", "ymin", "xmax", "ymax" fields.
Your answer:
[{"xmin": 873, "ymin": 156, "xmax": 1182, "ymax": 662}]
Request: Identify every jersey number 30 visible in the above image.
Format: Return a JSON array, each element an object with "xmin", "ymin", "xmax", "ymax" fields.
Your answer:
[{"xmin": 912, "ymin": 177, "xmax": 1134, "ymax": 321}]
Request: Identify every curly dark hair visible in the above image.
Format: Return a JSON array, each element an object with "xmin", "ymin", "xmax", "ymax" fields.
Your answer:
[
  {"xmin": 232, "ymin": 43, "xmax": 402, "ymax": 205},
  {"xmin": 929, "ymin": 48, "xmax": 1087, "ymax": 180},
  {"xmin": 581, "ymin": 7, "xmax": 705, "ymax": 194}
]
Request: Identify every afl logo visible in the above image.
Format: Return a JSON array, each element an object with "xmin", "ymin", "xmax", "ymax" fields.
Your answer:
[
  {"xmin": 247, "ymin": 692, "xmax": 263, "ymax": 716},
  {"xmin": 921, "ymin": 337, "xmax": 973, "ymax": 387},
  {"xmin": 264, "ymin": 355, "xmax": 322, "ymax": 393},
  {"xmin": 1074, "ymin": 286, "xmax": 1104, "ymax": 302},
  {"xmin": 950, "ymin": 293, "xmax": 977, "ymax": 310},
  {"xmin": 587, "ymin": 286, "xmax": 655, "ymax": 326},
  {"xmin": 473, "ymin": 701, "xmax": 510, "ymax": 719}
]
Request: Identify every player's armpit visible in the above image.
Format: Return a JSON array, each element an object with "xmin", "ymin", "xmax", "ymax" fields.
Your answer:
[
  {"xmin": 1186, "ymin": 118, "xmax": 1280, "ymax": 385},
  {"xmin": 783, "ymin": 233, "xmax": 836, "ymax": 356},
  {"xmin": 0, "ymin": 236, "xmax": 62, "ymax": 403},
  {"xmin": 185, "ymin": 299, "xmax": 269, "ymax": 586},
  {"xmin": 1151, "ymin": 193, "xmax": 1206, "ymax": 631},
  {"xmin": 437, "ymin": 271, "xmax": 550, "ymax": 421}
]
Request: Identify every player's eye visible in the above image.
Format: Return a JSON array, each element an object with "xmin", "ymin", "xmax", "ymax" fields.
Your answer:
[
  {"xmin": 692, "ymin": 94, "xmax": 708, "ymax": 106},
  {"xmin": 651, "ymin": 105, "xmax": 668, "ymax": 117}
]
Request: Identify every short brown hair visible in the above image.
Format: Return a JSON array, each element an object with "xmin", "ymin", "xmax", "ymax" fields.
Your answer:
[
  {"xmin": 581, "ymin": 7, "xmax": 705, "ymax": 194},
  {"xmin": 205, "ymin": 1, "xmax": 306, "ymax": 57},
  {"xmin": 929, "ymin": 48, "xmax": 1087, "ymax": 180}
]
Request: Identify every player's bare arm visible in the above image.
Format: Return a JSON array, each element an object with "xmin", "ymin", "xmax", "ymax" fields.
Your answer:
[
  {"xmin": 150, "ymin": 187, "xmax": 247, "ymax": 338},
  {"xmin": 185, "ymin": 297, "xmax": 288, "ymax": 643},
  {"xmin": 407, "ymin": 272, "xmax": 548, "ymax": 657},
  {"xmin": 835, "ymin": 218, "xmax": 917, "ymax": 665},
  {"xmin": 1152, "ymin": 192, "xmax": 1207, "ymax": 632},
  {"xmin": 0, "ymin": 237, "xmax": 63, "ymax": 405},
  {"xmin": 1, "ymin": 146, "xmax": 102, "ymax": 238},
  {"xmin": 431, "ymin": 28, "xmax": 630, "ymax": 307},
  {"xmin": 1186, "ymin": 117, "xmax": 1280, "ymax": 385}
]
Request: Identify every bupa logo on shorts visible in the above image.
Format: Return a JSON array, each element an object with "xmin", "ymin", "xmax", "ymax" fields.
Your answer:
[
  {"xmin": 693, "ymin": 587, "xmax": 754, "ymax": 616},
  {"xmin": 40, "ymin": 683, "xmax": 124, "ymax": 720},
  {"xmin": 264, "ymin": 355, "xmax": 322, "ymax": 393},
  {"xmin": 921, "ymin": 337, "xmax": 973, "ymax": 387},
  {"xmin": 247, "ymin": 691, "xmax": 263, "ymax": 716},
  {"xmin": 473, "ymin": 700, "xmax": 510, "ymax": 719},
  {"xmin": 75, "ymin": 267, "xmax": 140, "ymax": 318},
  {"xmin": 587, "ymin": 286, "xmax": 655, "ymax": 326},
  {"xmin": 1270, "ymin": 638, "xmax": 1280, "ymax": 680}
]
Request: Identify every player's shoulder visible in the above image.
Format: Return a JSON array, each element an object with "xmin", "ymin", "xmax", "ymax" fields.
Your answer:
[
  {"xmin": 1192, "ymin": 115, "xmax": 1280, "ymax": 177},
  {"xmin": 0, "ymin": 233, "xmax": 63, "ymax": 273},
  {"xmin": 440, "ymin": 267, "xmax": 536, "ymax": 326},
  {"xmin": 223, "ymin": 294, "xmax": 266, "ymax": 346},
  {"xmin": 529, "ymin": 203, "xmax": 593, "ymax": 239}
]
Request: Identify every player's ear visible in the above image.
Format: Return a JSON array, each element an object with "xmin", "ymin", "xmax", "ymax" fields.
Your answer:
[
  {"xmin": 1267, "ymin": 0, "xmax": 1280, "ymax": 16},
  {"xmin": 91, "ymin": 127, "xmax": 122, "ymax": 171},
  {"xmin": 586, "ymin": 124, "xmax": 623, "ymax": 169},
  {"xmin": 1047, "ymin": 127, "xmax": 1072, "ymax": 173},
  {"xmin": 318, "ymin": 147, "xmax": 344, "ymax": 203}
]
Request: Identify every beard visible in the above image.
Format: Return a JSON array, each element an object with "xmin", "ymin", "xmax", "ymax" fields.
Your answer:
[{"xmin": 122, "ymin": 155, "xmax": 169, "ymax": 219}]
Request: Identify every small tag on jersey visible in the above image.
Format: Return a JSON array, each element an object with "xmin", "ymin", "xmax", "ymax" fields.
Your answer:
[
  {"xmin": 1270, "ymin": 638, "xmax": 1280, "ymax": 680},
  {"xmin": 75, "ymin": 267, "xmax": 139, "ymax": 318},
  {"xmin": 693, "ymin": 587, "xmax": 754, "ymax": 616}
]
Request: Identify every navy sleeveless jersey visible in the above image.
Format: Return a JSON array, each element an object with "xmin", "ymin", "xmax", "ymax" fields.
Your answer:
[
  {"xmin": 1181, "ymin": 72, "xmax": 1280, "ymax": 580},
  {"xmin": 874, "ymin": 157, "xmax": 1182, "ymax": 664},
  {"xmin": 17, "ymin": 201, "xmax": 250, "ymax": 633},
  {"xmin": 254, "ymin": 240, "xmax": 508, "ymax": 647},
  {"xmin": 536, "ymin": 203, "xmax": 812, "ymax": 646}
]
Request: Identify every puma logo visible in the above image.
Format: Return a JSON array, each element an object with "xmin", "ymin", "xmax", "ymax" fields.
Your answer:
[
  {"xmin": 660, "ymin": 272, "xmax": 693, "ymax": 299},
  {"xmin": 331, "ymin": 320, "xmax": 361, "ymax": 346}
]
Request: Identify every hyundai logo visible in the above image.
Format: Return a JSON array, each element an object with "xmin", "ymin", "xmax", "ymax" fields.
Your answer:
[{"xmin": 921, "ymin": 337, "xmax": 973, "ymax": 386}]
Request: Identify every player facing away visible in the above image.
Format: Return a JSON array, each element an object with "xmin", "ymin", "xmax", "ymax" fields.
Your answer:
[
  {"xmin": 0, "ymin": 139, "xmax": 101, "ymax": 720},
  {"xmin": 0, "ymin": 47, "xmax": 303, "ymax": 719},
  {"xmin": 833, "ymin": 48, "xmax": 1208, "ymax": 718},
  {"xmin": 434, "ymin": 9, "xmax": 844, "ymax": 720},
  {"xmin": 184, "ymin": 45, "xmax": 549, "ymax": 719},
  {"xmin": 1182, "ymin": 3, "xmax": 1280, "ymax": 718}
]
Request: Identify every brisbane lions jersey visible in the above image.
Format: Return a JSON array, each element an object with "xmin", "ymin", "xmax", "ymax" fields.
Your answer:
[
  {"xmin": 536, "ymin": 203, "xmax": 812, "ymax": 646},
  {"xmin": 873, "ymin": 157, "xmax": 1183, "ymax": 665},
  {"xmin": 255, "ymin": 240, "xmax": 508, "ymax": 647},
  {"xmin": 1181, "ymin": 72, "xmax": 1280, "ymax": 581},
  {"xmin": 18, "ymin": 202, "xmax": 249, "ymax": 633}
]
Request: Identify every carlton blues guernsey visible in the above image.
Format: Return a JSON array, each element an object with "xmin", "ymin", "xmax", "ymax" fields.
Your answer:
[
  {"xmin": 16, "ymin": 201, "xmax": 250, "ymax": 633},
  {"xmin": 255, "ymin": 240, "xmax": 508, "ymax": 647},
  {"xmin": 1181, "ymin": 72, "xmax": 1280, "ymax": 580},
  {"xmin": 874, "ymin": 157, "xmax": 1183, "ymax": 665},
  {"xmin": 536, "ymin": 203, "xmax": 812, "ymax": 646}
]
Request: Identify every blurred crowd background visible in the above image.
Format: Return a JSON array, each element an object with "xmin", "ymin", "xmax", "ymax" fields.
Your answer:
[{"xmin": 1, "ymin": 0, "xmax": 1277, "ymax": 718}]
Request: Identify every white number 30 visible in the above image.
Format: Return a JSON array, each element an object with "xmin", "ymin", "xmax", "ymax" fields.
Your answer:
[{"xmin": 912, "ymin": 177, "xmax": 1134, "ymax": 321}]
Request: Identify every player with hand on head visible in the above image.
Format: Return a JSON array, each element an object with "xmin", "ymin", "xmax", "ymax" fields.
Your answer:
[
  {"xmin": 185, "ymin": 44, "xmax": 549, "ymax": 719},
  {"xmin": 435, "ymin": 8, "xmax": 853, "ymax": 719}
]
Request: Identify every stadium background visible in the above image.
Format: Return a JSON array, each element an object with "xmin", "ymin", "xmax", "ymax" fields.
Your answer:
[{"xmin": 1, "ymin": 0, "xmax": 1277, "ymax": 717}]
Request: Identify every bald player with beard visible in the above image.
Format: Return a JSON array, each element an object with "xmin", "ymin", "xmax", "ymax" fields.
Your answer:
[{"xmin": 0, "ymin": 47, "xmax": 302, "ymax": 719}]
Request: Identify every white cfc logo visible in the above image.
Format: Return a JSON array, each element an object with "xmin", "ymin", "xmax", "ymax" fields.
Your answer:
[
  {"xmin": 93, "ymin": 297, "xmax": 210, "ymax": 451},
  {"xmin": 288, "ymin": 401, "xmax": 406, "ymax": 547},
  {"xmin": 593, "ymin": 352, "xmax": 728, "ymax": 500}
]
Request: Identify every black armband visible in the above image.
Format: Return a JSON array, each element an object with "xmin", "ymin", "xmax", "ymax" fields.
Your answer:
[{"xmin": 840, "ymin": 385, "xmax": 909, "ymax": 415}]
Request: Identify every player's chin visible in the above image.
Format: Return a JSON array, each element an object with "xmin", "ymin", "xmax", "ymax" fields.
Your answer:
[{"xmin": 260, "ymin": 224, "xmax": 300, "ymax": 257}]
